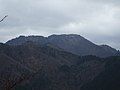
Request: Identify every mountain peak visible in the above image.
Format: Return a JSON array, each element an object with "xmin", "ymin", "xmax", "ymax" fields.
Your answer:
[{"xmin": 6, "ymin": 34, "xmax": 119, "ymax": 57}]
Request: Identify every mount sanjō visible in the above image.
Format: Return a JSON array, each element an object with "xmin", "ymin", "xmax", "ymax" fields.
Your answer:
[{"xmin": 6, "ymin": 34, "xmax": 119, "ymax": 57}]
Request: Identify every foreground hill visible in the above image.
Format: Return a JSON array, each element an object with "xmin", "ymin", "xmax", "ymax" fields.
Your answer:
[
  {"xmin": 0, "ymin": 42, "xmax": 120, "ymax": 90},
  {"xmin": 0, "ymin": 42, "xmax": 81, "ymax": 89},
  {"xmin": 0, "ymin": 43, "xmax": 31, "ymax": 90},
  {"xmin": 6, "ymin": 34, "xmax": 119, "ymax": 57},
  {"xmin": 81, "ymin": 56, "xmax": 120, "ymax": 90}
]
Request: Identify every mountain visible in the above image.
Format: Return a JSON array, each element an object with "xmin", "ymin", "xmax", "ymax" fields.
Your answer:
[{"xmin": 6, "ymin": 34, "xmax": 119, "ymax": 57}]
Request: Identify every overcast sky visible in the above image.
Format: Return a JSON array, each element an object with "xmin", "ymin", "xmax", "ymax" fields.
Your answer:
[{"xmin": 0, "ymin": 0, "xmax": 120, "ymax": 49}]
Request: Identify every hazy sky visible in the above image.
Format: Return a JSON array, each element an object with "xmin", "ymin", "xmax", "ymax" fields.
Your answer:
[{"xmin": 0, "ymin": 0, "xmax": 120, "ymax": 49}]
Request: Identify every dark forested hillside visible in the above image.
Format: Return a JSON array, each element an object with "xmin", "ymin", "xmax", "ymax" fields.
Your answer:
[
  {"xmin": 0, "ymin": 41, "xmax": 120, "ymax": 90},
  {"xmin": 81, "ymin": 56, "xmax": 120, "ymax": 90}
]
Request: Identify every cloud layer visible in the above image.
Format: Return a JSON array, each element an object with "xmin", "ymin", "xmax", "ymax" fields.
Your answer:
[{"xmin": 0, "ymin": 0, "xmax": 120, "ymax": 49}]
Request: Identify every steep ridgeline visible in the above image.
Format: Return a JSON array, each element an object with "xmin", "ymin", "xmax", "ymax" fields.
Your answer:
[{"xmin": 6, "ymin": 34, "xmax": 119, "ymax": 57}]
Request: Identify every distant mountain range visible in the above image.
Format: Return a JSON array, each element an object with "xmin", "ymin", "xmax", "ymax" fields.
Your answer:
[
  {"xmin": 6, "ymin": 34, "xmax": 119, "ymax": 57},
  {"xmin": 0, "ymin": 34, "xmax": 120, "ymax": 90}
]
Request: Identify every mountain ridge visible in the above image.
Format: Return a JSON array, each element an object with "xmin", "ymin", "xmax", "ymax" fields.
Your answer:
[{"xmin": 6, "ymin": 34, "xmax": 119, "ymax": 57}]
